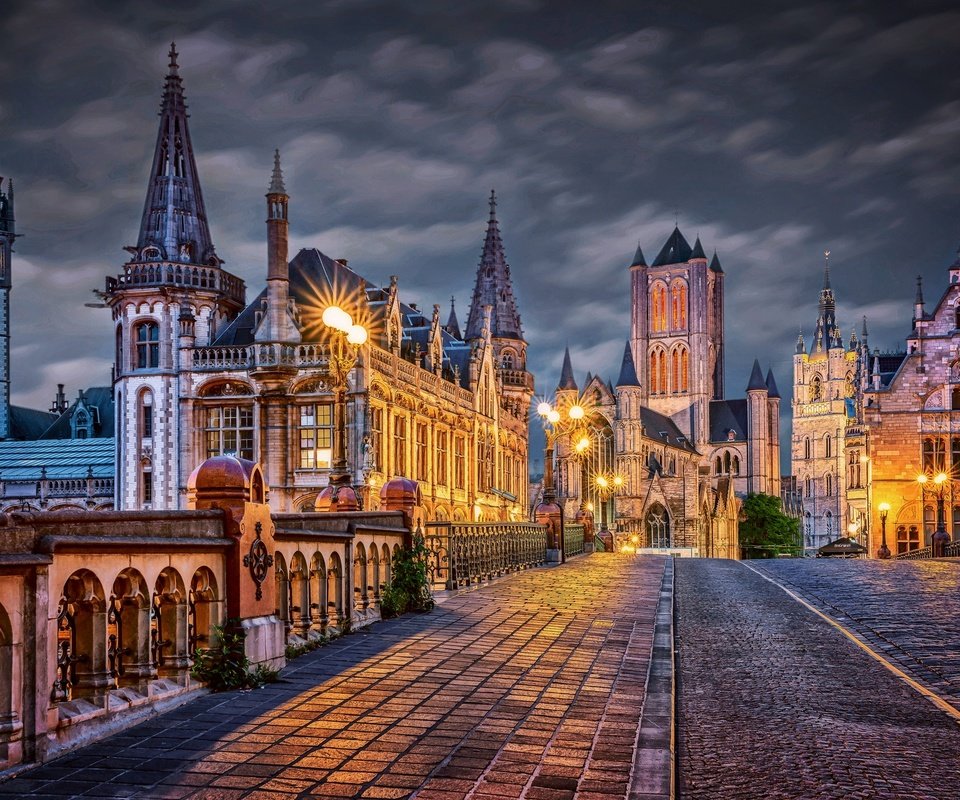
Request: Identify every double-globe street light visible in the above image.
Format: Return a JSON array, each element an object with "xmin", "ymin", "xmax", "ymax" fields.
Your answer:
[
  {"xmin": 535, "ymin": 398, "xmax": 590, "ymax": 563},
  {"xmin": 315, "ymin": 305, "xmax": 368, "ymax": 513},
  {"xmin": 877, "ymin": 501, "xmax": 891, "ymax": 560},
  {"xmin": 593, "ymin": 471, "xmax": 625, "ymax": 542},
  {"xmin": 917, "ymin": 471, "xmax": 952, "ymax": 557}
]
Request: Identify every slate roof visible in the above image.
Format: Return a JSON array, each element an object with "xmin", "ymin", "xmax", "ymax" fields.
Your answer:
[
  {"xmin": 9, "ymin": 406, "xmax": 58, "ymax": 440},
  {"xmin": 640, "ymin": 407, "xmax": 697, "ymax": 453},
  {"xmin": 616, "ymin": 341, "xmax": 640, "ymax": 387},
  {"xmin": 691, "ymin": 236, "xmax": 706, "ymax": 260},
  {"xmin": 557, "ymin": 347, "xmax": 577, "ymax": 391},
  {"xmin": 765, "ymin": 369, "xmax": 780, "ymax": 399},
  {"xmin": 869, "ymin": 352, "xmax": 909, "ymax": 390},
  {"xmin": 630, "ymin": 243, "xmax": 646, "ymax": 267},
  {"xmin": 0, "ymin": 437, "xmax": 115, "ymax": 481},
  {"xmin": 652, "ymin": 226, "xmax": 694, "ymax": 267},
  {"xmin": 710, "ymin": 399, "xmax": 748, "ymax": 443},
  {"xmin": 40, "ymin": 387, "xmax": 115, "ymax": 440},
  {"xmin": 709, "ymin": 251, "xmax": 723, "ymax": 273},
  {"xmin": 746, "ymin": 359, "xmax": 767, "ymax": 391}
]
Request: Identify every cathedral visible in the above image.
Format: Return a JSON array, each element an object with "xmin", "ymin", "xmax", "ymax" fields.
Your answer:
[
  {"xmin": 553, "ymin": 229, "xmax": 782, "ymax": 557},
  {"xmin": 104, "ymin": 45, "xmax": 533, "ymax": 519}
]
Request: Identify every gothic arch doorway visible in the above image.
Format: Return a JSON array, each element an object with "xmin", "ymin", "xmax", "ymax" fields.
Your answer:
[{"xmin": 646, "ymin": 504, "xmax": 671, "ymax": 549}]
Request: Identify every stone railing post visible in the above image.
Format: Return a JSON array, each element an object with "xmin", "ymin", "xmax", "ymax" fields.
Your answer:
[{"xmin": 379, "ymin": 477, "xmax": 422, "ymax": 547}]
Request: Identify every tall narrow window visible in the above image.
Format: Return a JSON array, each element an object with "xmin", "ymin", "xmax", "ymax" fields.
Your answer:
[
  {"xmin": 825, "ymin": 473, "xmax": 833, "ymax": 497},
  {"xmin": 681, "ymin": 347, "xmax": 689, "ymax": 391},
  {"xmin": 671, "ymin": 281, "xmax": 688, "ymax": 330},
  {"xmin": 650, "ymin": 351, "xmax": 660, "ymax": 394},
  {"xmin": 454, "ymin": 436, "xmax": 466, "ymax": 489},
  {"xmin": 393, "ymin": 415, "xmax": 407, "ymax": 476},
  {"xmin": 140, "ymin": 392, "xmax": 153, "ymax": 439},
  {"xmin": 923, "ymin": 437, "xmax": 946, "ymax": 472},
  {"xmin": 810, "ymin": 374, "xmax": 822, "ymax": 401},
  {"xmin": 370, "ymin": 407, "xmax": 384, "ymax": 471},
  {"xmin": 135, "ymin": 322, "xmax": 160, "ymax": 369},
  {"xmin": 651, "ymin": 284, "xmax": 667, "ymax": 333},
  {"xmin": 142, "ymin": 468, "xmax": 153, "ymax": 507},
  {"xmin": 804, "ymin": 437, "xmax": 811, "ymax": 459},
  {"xmin": 415, "ymin": 422, "xmax": 428, "ymax": 481},
  {"xmin": 825, "ymin": 435, "xmax": 832, "ymax": 458},
  {"xmin": 298, "ymin": 404, "xmax": 332, "ymax": 469},
  {"xmin": 436, "ymin": 430, "xmax": 448, "ymax": 486},
  {"xmin": 205, "ymin": 405, "xmax": 254, "ymax": 461},
  {"xmin": 672, "ymin": 349, "xmax": 681, "ymax": 394}
]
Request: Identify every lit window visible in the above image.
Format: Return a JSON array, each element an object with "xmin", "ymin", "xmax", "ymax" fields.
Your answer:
[
  {"xmin": 415, "ymin": 422, "xmax": 428, "ymax": 481},
  {"xmin": 135, "ymin": 322, "xmax": 160, "ymax": 369},
  {"xmin": 205, "ymin": 405, "xmax": 254, "ymax": 461},
  {"xmin": 454, "ymin": 436, "xmax": 466, "ymax": 489},
  {"xmin": 671, "ymin": 281, "xmax": 687, "ymax": 329},
  {"xmin": 436, "ymin": 430, "xmax": 448, "ymax": 486},
  {"xmin": 393, "ymin": 415, "xmax": 407, "ymax": 476},
  {"xmin": 298, "ymin": 404, "xmax": 332, "ymax": 469}
]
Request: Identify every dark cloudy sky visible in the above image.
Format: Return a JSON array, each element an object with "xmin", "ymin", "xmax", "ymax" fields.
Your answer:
[{"xmin": 3, "ymin": 0, "xmax": 960, "ymax": 467}]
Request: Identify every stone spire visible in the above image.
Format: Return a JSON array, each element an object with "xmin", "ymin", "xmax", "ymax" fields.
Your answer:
[
  {"xmin": 796, "ymin": 328, "xmax": 805, "ymax": 355},
  {"xmin": 616, "ymin": 341, "xmax": 640, "ymax": 387},
  {"xmin": 444, "ymin": 296, "xmax": 462, "ymax": 339},
  {"xmin": 765, "ymin": 368, "xmax": 780, "ymax": 398},
  {"xmin": 465, "ymin": 190, "xmax": 523, "ymax": 341},
  {"xmin": 269, "ymin": 148, "xmax": 286, "ymax": 194},
  {"xmin": 133, "ymin": 42, "xmax": 219, "ymax": 267},
  {"xmin": 557, "ymin": 346, "xmax": 577, "ymax": 391},
  {"xmin": 813, "ymin": 250, "xmax": 838, "ymax": 352},
  {"xmin": 746, "ymin": 358, "xmax": 767, "ymax": 391}
]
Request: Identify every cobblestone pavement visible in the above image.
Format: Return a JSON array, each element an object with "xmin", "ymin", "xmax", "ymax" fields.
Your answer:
[
  {"xmin": 676, "ymin": 559, "xmax": 960, "ymax": 799},
  {"xmin": 751, "ymin": 558, "xmax": 960, "ymax": 708},
  {"xmin": 1, "ymin": 555, "xmax": 667, "ymax": 800}
]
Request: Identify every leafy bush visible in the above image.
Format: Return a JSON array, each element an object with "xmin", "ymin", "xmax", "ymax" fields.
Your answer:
[
  {"xmin": 191, "ymin": 619, "xmax": 274, "ymax": 691},
  {"xmin": 739, "ymin": 493, "xmax": 802, "ymax": 559},
  {"xmin": 379, "ymin": 533, "xmax": 435, "ymax": 618}
]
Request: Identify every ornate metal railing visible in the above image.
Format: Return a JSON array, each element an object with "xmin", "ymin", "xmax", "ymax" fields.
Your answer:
[
  {"xmin": 896, "ymin": 541, "xmax": 960, "ymax": 560},
  {"xmin": 564, "ymin": 524, "xmax": 585, "ymax": 558},
  {"xmin": 423, "ymin": 522, "xmax": 547, "ymax": 590}
]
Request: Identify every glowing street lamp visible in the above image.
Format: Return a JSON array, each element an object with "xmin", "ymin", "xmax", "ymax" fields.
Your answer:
[
  {"xmin": 316, "ymin": 305, "xmax": 368, "ymax": 513},
  {"xmin": 917, "ymin": 470, "xmax": 951, "ymax": 556},
  {"xmin": 593, "ymin": 470, "xmax": 626, "ymax": 537},
  {"xmin": 877, "ymin": 501, "xmax": 891, "ymax": 560}
]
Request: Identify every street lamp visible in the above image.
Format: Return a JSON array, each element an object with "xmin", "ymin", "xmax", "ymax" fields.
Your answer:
[
  {"xmin": 594, "ymin": 471, "xmax": 625, "ymax": 544},
  {"xmin": 535, "ymin": 398, "xmax": 590, "ymax": 562},
  {"xmin": 877, "ymin": 501, "xmax": 891, "ymax": 560},
  {"xmin": 315, "ymin": 305, "xmax": 368, "ymax": 513},
  {"xmin": 917, "ymin": 471, "xmax": 951, "ymax": 556}
]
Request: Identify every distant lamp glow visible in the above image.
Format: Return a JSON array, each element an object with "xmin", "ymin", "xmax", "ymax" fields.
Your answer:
[
  {"xmin": 878, "ymin": 502, "xmax": 891, "ymax": 514},
  {"xmin": 347, "ymin": 324, "xmax": 368, "ymax": 345},
  {"xmin": 322, "ymin": 305, "xmax": 352, "ymax": 332},
  {"xmin": 575, "ymin": 436, "xmax": 590, "ymax": 453},
  {"xmin": 596, "ymin": 475, "xmax": 609, "ymax": 489},
  {"xmin": 935, "ymin": 472, "xmax": 949, "ymax": 486},
  {"xmin": 547, "ymin": 409, "xmax": 561, "ymax": 424},
  {"xmin": 613, "ymin": 474, "xmax": 624, "ymax": 488},
  {"xmin": 568, "ymin": 405, "xmax": 585, "ymax": 420},
  {"xmin": 537, "ymin": 402, "xmax": 553, "ymax": 417},
  {"xmin": 917, "ymin": 474, "xmax": 928, "ymax": 485},
  {"xmin": 847, "ymin": 522, "xmax": 859, "ymax": 535}
]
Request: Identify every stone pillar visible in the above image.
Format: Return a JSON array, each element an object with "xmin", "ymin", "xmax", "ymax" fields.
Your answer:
[{"xmin": 379, "ymin": 477, "xmax": 421, "ymax": 546}]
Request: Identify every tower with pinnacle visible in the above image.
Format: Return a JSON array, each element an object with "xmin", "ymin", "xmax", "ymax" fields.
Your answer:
[
  {"xmin": 465, "ymin": 190, "xmax": 534, "ymax": 416},
  {"xmin": 791, "ymin": 252, "xmax": 865, "ymax": 552},
  {"xmin": 0, "ymin": 178, "xmax": 14, "ymax": 440},
  {"xmin": 105, "ymin": 44, "xmax": 246, "ymax": 509}
]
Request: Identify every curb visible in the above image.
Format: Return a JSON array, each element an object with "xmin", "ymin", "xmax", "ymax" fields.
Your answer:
[{"xmin": 629, "ymin": 556, "xmax": 676, "ymax": 799}]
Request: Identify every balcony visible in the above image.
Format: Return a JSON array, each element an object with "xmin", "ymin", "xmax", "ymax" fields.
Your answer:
[{"xmin": 106, "ymin": 262, "xmax": 246, "ymax": 307}]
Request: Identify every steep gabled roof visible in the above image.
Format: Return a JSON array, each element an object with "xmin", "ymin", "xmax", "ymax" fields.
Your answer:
[
  {"xmin": 9, "ymin": 406, "xmax": 58, "ymax": 440},
  {"xmin": 616, "ymin": 341, "xmax": 640, "ymax": 387},
  {"xmin": 691, "ymin": 236, "xmax": 706, "ymax": 260},
  {"xmin": 709, "ymin": 250, "xmax": 723, "ymax": 273},
  {"xmin": 557, "ymin": 347, "xmax": 577, "ymax": 391},
  {"xmin": 444, "ymin": 296, "xmax": 461, "ymax": 339},
  {"xmin": 746, "ymin": 358, "xmax": 767, "ymax": 391},
  {"xmin": 640, "ymin": 406, "xmax": 698, "ymax": 453},
  {"xmin": 132, "ymin": 43, "xmax": 219, "ymax": 267},
  {"xmin": 630, "ymin": 242, "xmax": 647, "ymax": 267},
  {"xmin": 765, "ymin": 368, "xmax": 780, "ymax": 399},
  {"xmin": 652, "ymin": 226, "xmax": 693, "ymax": 267},
  {"xmin": 709, "ymin": 399, "xmax": 748, "ymax": 443},
  {"xmin": 40, "ymin": 387, "xmax": 115, "ymax": 440}
]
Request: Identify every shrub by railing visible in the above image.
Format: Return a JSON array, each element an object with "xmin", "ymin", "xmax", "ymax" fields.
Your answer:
[{"xmin": 423, "ymin": 522, "xmax": 547, "ymax": 590}]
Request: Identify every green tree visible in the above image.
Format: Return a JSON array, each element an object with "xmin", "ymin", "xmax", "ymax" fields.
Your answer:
[{"xmin": 738, "ymin": 493, "xmax": 800, "ymax": 559}]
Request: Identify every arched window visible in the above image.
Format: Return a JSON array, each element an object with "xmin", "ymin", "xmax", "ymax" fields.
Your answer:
[
  {"xmin": 824, "ymin": 435, "xmax": 832, "ymax": 458},
  {"xmin": 671, "ymin": 280, "xmax": 688, "ymax": 330},
  {"xmin": 646, "ymin": 504, "xmax": 670, "ymax": 548},
  {"xmin": 845, "ymin": 372, "xmax": 855, "ymax": 398},
  {"xmin": 805, "ymin": 476, "xmax": 812, "ymax": 496},
  {"xmin": 825, "ymin": 473, "xmax": 832, "ymax": 497},
  {"xmin": 135, "ymin": 321, "xmax": 159, "ymax": 369},
  {"xmin": 804, "ymin": 437, "xmax": 811, "ymax": 459},
  {"xmin": 810, "ymin": 374, "xmax": 823, "ymax": 402},
  {"xmin": 825, "ymin": 511, "xmax": 833, "ymax": 538},
  {"xmin": 924, "ymin": 504, "xmax": 936, "ymax": 536},
  {"xmin": 139, "ymin": 390, "xmax": 153, "ymax": 441},
  {"xmin": 670, "ymin": 346, "xmax": 689, "ymax": 393},
  {"xmin": 715, "ymin": 456, "xmax": 722, "ymax": 475},
  {"xmin": 723, "ymin": 451, "xmax": 731, "ymax": 473},
  {"xmin": 650, "ymin": 349, "xmax": 667, "ymax": 395},
  {"xmin": 923, "ymin": 437, "xmax": 946, "ymax": 472},
  {"xmin": 650, "ymin": 283, "xmax": 667, "ymax": 333},
  {"xmin": 732, "ymin": 455, "xmax": 740, "ymax": 475}
]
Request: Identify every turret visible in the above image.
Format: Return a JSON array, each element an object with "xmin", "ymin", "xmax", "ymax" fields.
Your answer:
[
  {"xmin": 255, "ymin": 150, "xmax": 299, "ymax": 343},
  {"xmin": 444, "ymin": 296, "xmax": 462, "ymax": 339},
  {"xmin": 746, "ymin": 359, "xmax": 769, "ymax": 494},
  {"xmin": 0, "ymin": 177, "xmax": 15, "ymax": 439},
  {"xmin": 914, "ymin": 274, "xmax": 925, "ymax": 326},
  {"xmin": 765, "ymin": 367, "xmax": 781, "ymax": 497}
]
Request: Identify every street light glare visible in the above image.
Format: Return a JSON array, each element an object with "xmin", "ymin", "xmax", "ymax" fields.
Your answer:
[
  {"xmin": 917, "ymin": 474, "xmax": 928, "ymax": 484},
  {"xmin": 547, "ymin": 410, "xmax": 560, "ymax": 424},
  {"xmin": 537, "ymin": 402, "xmax": 552, "ymax": 417},
  {"xmin": 347, "ymin": 324, "xmax": 368, "ymax": 345},
  {"xmin": 596, "ymin": 475, "xmax": 608, "ymax": 489},
  {"xmin": 879, "ymin": 501, "xmax": 891, "ymax": 513},
  {"xmin": 569, "ymin": 405, "xmax": 585, "ymax": 420},
  {"xmin": 935, "ymin": 472, "xmax": 948, "ymax": 485},
  {"xmin": 322, "ymin": 305, "xmax": 353, "ymax": 332}
]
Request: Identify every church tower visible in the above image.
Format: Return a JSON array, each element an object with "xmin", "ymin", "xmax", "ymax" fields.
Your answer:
[
  {"xmin": 791, "ymin": 253, "xmax": 861, "ymax": 551},
  {"xmin": 0, "ymin": 178, "xmax": 14, "ymax": 440},
  {"xmin": 630, "ymin": 226, "xmax": 724, "ymax": 448},
  {"xmin": 465, "ymin": 190, "xmax": 534, "ymax": 411},
  {"xmin": 105, "ymin": 44, "xmax": 245, "ymax": 509}
]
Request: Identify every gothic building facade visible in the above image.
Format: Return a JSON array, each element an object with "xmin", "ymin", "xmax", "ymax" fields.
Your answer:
[
  {"xmin": 790, "ymin": 257, "xmax": 871, "ymax": 553},
  {"xmin": 554, "ymin": 228, "xmax": 781, "ymax": 557},
  {"xmin": 105, "ymin": 46, "xmax": 533, "ymax": 519}
]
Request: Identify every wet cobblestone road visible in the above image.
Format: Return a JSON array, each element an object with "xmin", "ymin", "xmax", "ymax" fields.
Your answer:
[
  {"xmin": 676, "ymin": 559, "xmax": 960, "ymax": 799},
  {"xmin": 0, "ymin": 555, "xmax": 667, "ymax": 800}
]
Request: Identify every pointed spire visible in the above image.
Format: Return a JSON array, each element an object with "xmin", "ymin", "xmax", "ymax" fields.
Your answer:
[
  {"xmin": 630, "ymin": 241, "xmax": 647, "ymax": 267},
  {"xmin": 796, "ymin": 328, "xmax": 806, "ymax": 355},
  {"xmin": 915, "ymin": 274, "xmax": 924, "ymax": 305},
  {"xmin": 861, "ymin": 315, "xmax": 869, "ymax": 339},
  {"xmin": 691, "ymin": 235, "xmax": 706, "ymax": 260},
  {"xmin": 445, "ymin": 295, "xmax": 462, "ymax": 339},
  {"xmin": 616, "ymin": 341, "xmax": 640, "ymax": 387},
  {"xmin": 709, "ymin": 249, "xmax": 723, "ymax": 273},
  {"xmin": 822, "ymin": 250, "xmax": 831, "ymax": 290},
  {"xmin": 268, "ymin": 149, "xmax": 286, "ymax": 194},
  {"xmin": 652, "ymin": 226, "xmax": 693, "ymax": 267},
  {"xmin": 814, "ymin": 249, "xmax": 838, "ymax": 351},
  {"xmin": 465, "ymin": 190, "xmax": 523, "ymax": 341},
  {"xmin": 0, "ymin": 177, "xmax": 13, "ymax": 235},
  {"xmin": 746, "ymin": 358, "xmax": 766, "ymax": 391},
  {"xmin": 584, "ymin": 371, "xmax": 593, "ymax": 386},
  {"xmin": 133, "ymin": 43, "xmax": 219, "ymax": 266},
  {"xmin": 765, "ymin": 368, "xmax": 780, "ymax": 399},
  {"xmin": 557, "ymin": 347, "xmax": 577, "ymax": 391}
]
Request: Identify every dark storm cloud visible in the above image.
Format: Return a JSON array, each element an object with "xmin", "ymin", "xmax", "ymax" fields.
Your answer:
[{"xmin": 3, "ymin": 0, "xmax": 960, "ymax": 469}]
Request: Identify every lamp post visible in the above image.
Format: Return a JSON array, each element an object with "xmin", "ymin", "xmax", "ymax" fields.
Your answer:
[
  {"xmin": 877, "ymin": 502, "xmax": 891, "ymax": 560},
  {"xmin": 315, "ymin": 305, "xmax": 368, "ymax": 513},
  {"xmin": 917, "ymin": 471, "xmax": 951, "ymax": 557},
  {"xmin": 593, "ymin": 471, "xmax": 625, "ymax": 550},
  {"xmin": 535, "ymin": 398, "xmax": 589, "ymax": 563}
]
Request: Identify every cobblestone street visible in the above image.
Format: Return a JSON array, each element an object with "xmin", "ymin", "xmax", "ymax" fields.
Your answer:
[
  {"xmin": 0, "ymin": 555, "xmax": 668, "ymax": 800},
  {"xmin": 676, "ymin": 559, "xmax": 960, "ymax": 799}
]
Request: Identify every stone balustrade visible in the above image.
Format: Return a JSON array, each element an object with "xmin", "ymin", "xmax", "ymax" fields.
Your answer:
[{"xmin": 106, "ymin": 262, "xmax": 245, "ymax": 306}]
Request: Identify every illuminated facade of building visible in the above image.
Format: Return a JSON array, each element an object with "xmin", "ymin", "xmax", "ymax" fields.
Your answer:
[
  {"xmin": 790, "ymin": 257, "xmax": 871, "ymax": 553},
  {"xmin": 553, "ymin": 229, "xmax": 781, "ymax": 557},
  {"xmin": 105, "ymin": 46, "xmax": 533, "ymax": 520}
]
